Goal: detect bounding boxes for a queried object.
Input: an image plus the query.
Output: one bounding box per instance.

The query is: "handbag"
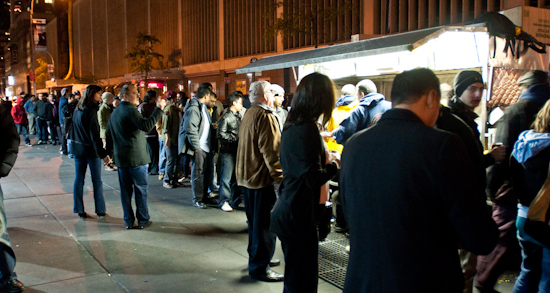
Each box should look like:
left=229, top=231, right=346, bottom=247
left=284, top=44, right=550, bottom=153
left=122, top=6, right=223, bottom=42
left=524, top=164, right=550, bottom=248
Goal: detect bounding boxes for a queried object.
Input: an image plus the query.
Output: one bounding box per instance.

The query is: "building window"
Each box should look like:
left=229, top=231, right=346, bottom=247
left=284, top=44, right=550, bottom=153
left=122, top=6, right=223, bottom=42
left=45, top=0, right=52, bottom=3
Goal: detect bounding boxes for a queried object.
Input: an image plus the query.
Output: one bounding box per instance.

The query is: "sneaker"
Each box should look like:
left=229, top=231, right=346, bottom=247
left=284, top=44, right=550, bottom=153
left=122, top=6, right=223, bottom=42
left=37, top=140, right=43, bottom=145
left=178, top=177, right=190, bottom=183
left=104, top=165, right=116, bottom=171
left=78, top=212, right=87, bottom=219
left=0, top=279, right=24, bottom=292
left=158, top=173, right=164, bottom=181
left=25, top=143, right=32, bottom=147
left=163, top=182, right=175, bottom=189
left=221, top=202, right=233, bottom=212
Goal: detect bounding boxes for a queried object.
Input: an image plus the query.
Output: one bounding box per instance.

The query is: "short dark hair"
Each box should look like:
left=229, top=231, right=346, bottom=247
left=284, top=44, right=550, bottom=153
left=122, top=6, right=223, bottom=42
left=391, top=68, right=440, bottom=105
left=200, top=82, right=213, bottom=90
left=144, top=90, right=157, bottom=103
left=196, top=86, right=212, bottom=100
left=285, top=72, right=335, bottom=128
left=120, top=85, right=132, bottom=97
left=227, top=91, right=243, bottom=107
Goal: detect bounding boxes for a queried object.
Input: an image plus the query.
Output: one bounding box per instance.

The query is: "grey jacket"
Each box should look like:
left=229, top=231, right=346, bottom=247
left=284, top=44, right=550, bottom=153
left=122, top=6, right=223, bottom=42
left=179, top=98, right=210, bottom=155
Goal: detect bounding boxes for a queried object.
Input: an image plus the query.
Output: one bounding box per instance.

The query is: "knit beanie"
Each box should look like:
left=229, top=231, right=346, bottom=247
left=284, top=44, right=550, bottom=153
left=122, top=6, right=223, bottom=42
left=453, top=71, right=483, bottom=98
left=517, top=70, right=549, bottom=87
left=101, top=92, right=114, bottom=103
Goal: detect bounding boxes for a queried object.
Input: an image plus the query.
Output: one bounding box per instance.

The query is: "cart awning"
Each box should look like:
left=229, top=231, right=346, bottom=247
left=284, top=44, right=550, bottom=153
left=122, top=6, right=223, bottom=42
left=236, top=25, right=486, bottom=74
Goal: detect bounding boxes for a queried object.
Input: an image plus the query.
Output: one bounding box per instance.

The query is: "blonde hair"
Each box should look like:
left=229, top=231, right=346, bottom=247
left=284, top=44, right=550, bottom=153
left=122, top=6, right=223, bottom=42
left=532, top=99, right=550, bottom=133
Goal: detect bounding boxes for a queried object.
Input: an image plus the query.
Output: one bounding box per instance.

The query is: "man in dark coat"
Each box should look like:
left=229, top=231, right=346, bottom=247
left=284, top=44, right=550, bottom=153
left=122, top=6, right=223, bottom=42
left=105, top=84, right=162, bottom=229
left=340, top=68, right=498, bottom=292
left=0, top=105, right=25, bottom=292
left=477, top=70, right=550, bottom=291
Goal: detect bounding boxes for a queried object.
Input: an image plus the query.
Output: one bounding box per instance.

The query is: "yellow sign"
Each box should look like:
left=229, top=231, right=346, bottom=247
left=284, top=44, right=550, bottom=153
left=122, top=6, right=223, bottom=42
left=236, top=80, right=247, bottom=94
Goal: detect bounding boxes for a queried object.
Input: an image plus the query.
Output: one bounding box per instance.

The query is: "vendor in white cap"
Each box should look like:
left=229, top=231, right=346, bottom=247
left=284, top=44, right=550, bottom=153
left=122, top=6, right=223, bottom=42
left=271, top=84, right=287, bottom=125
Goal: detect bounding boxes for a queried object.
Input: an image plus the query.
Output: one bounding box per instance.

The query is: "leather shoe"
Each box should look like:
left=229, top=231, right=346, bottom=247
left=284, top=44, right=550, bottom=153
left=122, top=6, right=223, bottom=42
left=250, top=269, right=284, bottom=282
left=193, top=201, right=207, bottom=209
left=269, top=259, right=280, bottom=267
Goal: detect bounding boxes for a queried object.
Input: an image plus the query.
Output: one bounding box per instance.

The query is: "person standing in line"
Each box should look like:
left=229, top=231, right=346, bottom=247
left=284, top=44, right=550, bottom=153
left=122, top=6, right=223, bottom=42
left=138, top=90, right=160, bottom=176
left=271, top=84, right=288, bottom=127
left=70, top=85, right=110, bottom=219
left=98, top=92, right=115, bottom=171
left=162, top=91, right=181, bottom=188
left=236, top=81, right=284, bottom=282
left=24, top=95, right=36, bottom=135
left=47, top=94, right=59, bottom=145
left=0, top=102, right=25, bottom=293
left=477, top=70, right=550, bottom=292
left=58, top=88, right=69, bottom=155
left=510, top=99, right=550, bottom=293
left=34, top=93, right=51, bottom=144
left=216, top=91, right=243, bottom=211
left=271, top=72, right=339, bottom=292
left=340, top=68, right=498, bottom=292
left=105, top=84, right=163, bottom=229
left=10, top=97, right=31, bottom=147
left=180, top=86, right=217, bottom=208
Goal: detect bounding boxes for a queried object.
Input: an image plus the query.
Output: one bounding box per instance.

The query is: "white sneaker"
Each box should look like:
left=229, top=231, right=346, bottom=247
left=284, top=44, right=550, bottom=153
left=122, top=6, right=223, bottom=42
left=221, top=202, right=233, bottom=212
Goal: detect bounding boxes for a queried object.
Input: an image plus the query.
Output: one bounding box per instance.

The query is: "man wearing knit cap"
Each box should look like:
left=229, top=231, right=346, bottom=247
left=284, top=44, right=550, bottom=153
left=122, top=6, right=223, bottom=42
left=449, top=70, right=505, bottom=293
left=98, top=92, right=115, bottom=171
left=477, top=70, right=550, bottom=292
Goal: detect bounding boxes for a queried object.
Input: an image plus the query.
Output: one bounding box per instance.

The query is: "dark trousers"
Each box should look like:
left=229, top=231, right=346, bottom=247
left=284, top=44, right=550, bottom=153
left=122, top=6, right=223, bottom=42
left=146, top=136, right=159, bottom=174
left=191, top=149, right=213, bottom=202
left=279, top=231, right=318, bottom=293
left=15, top=123, right=30, bottom=145
left=37, top=117, right=49, bottom=141
left=164, top=144, right=179, bottom=184
left=47, top=121, right=58, bottom=141
left=243, top=186, right=277, bottom=276
left=59, top=124, right=67, bottom=153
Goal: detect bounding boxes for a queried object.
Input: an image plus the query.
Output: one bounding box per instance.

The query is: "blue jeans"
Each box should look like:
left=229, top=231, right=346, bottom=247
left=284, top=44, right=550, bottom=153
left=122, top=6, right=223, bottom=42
left=218, top=152, right=240, bottom=207
left=73, top=157, right=106, bottom=214
left=146, top=136, right=159, bottom=174
left=158, top=137, right=166, bottom=174
left=15, top=123, right=30, bottom=145
left=513, top=212, right=550, bottom=293
left=117, top=165, right=150, bottom=227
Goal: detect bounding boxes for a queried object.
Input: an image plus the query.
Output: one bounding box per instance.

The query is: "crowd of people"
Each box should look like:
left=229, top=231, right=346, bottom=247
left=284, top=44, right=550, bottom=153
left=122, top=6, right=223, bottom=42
left=2, top=67, right=550, bottom=292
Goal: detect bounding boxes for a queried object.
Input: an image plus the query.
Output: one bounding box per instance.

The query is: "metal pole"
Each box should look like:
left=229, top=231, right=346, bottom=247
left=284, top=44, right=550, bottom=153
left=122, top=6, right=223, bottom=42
left=30, top=0, right=36, bottom=95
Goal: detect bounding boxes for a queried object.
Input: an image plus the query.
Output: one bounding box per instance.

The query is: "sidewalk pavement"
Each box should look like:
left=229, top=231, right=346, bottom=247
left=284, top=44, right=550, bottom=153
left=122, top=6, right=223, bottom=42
left=1, top=139, right=341, bottom=292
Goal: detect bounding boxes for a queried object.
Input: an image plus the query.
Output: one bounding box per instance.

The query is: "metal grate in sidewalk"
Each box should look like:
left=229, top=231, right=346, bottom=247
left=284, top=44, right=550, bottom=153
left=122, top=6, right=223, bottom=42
left=318, top=232, right=349, bottom=289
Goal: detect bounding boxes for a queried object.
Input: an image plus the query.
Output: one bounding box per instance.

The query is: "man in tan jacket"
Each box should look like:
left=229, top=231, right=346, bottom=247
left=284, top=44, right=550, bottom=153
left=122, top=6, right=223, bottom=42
left=236, top=81, right=284, bottom=282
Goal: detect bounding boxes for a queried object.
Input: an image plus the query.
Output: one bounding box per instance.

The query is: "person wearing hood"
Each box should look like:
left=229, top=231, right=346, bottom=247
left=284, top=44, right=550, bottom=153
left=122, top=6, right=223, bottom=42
left=325, top=84, right=358, bottom=154
left=98, top=92, right=115, bottom=171
left=332, top=79, right=391, bottom=145
left=478, top=70, right=550, bottom=292
left=10, top=97, right=31, bottom=147
left=510, top=99, right=550, bottom=292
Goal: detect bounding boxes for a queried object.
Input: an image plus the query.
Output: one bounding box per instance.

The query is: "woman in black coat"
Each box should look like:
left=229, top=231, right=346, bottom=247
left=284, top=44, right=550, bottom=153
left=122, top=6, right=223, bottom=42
left=71, top=85, right=110, bottom=219
left=271, top=72, right=339, bottom=292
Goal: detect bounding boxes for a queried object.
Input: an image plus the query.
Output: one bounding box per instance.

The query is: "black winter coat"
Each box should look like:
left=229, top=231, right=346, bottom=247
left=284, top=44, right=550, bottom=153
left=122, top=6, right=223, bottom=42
left=271, top=120, right=337, bottom=238
left=71, top=104, right=107, bottom=159
left=340, top=109, right=498, bottom=292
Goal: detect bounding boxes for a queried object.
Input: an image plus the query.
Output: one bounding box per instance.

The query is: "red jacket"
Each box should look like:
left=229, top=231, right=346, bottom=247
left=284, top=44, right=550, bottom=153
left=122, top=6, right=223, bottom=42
left=10, top=97, right=28, bottom=125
